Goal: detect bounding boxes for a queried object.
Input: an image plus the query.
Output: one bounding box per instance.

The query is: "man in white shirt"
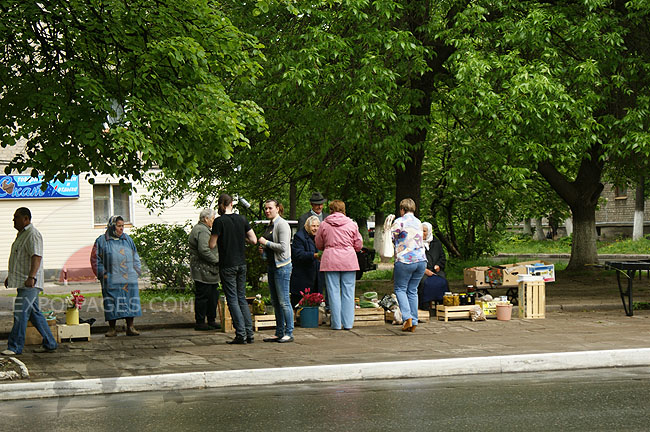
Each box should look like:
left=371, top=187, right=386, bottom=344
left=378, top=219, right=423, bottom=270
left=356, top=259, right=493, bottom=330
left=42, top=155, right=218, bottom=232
left=2, top=207, right=57, bottom=355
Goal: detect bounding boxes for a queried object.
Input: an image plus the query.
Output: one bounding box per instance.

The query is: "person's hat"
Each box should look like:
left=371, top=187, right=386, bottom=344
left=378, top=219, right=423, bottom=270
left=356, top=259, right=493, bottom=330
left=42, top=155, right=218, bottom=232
left=309, top=191, right=327, bottom=204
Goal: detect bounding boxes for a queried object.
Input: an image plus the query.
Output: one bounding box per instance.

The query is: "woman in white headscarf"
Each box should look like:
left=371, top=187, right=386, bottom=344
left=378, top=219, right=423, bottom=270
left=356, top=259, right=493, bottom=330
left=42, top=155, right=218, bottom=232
left=418, top=222, right=448, bottom=309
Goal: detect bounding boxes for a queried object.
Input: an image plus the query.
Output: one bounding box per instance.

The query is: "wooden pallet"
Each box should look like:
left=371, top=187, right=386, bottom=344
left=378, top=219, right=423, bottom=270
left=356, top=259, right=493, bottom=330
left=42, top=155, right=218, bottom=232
left=57, top=323, right=91, bottom=342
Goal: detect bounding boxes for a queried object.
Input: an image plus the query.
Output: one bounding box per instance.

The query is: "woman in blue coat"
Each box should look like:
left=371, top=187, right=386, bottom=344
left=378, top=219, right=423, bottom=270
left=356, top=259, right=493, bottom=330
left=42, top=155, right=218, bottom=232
left=91, top=215, right=143, bottom=337
left=290, top=216, right=323, bottom=308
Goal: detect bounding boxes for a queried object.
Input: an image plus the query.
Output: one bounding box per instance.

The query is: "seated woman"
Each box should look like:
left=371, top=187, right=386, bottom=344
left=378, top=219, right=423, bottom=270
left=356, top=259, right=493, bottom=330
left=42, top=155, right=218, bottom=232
left=419, top=222, right=449, bottom=309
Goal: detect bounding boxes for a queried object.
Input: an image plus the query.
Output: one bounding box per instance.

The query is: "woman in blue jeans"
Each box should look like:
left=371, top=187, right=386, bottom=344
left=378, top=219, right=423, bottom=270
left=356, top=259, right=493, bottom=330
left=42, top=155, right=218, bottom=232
left=390, top=198, right=427, bottom=333
left=258, top=199, right=294, bottom=343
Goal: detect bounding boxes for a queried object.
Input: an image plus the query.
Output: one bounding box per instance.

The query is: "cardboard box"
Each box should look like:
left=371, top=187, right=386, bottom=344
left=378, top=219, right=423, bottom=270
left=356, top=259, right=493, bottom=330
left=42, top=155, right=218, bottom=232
left=463, top=266, right=491, bottom=287
left=486, top=260, right=547, bottom=287
left=479, top=301, right=499, bottom=317
left=25, top=318, right=58, bottom=345
left=525, top=263, right=555, bottom=282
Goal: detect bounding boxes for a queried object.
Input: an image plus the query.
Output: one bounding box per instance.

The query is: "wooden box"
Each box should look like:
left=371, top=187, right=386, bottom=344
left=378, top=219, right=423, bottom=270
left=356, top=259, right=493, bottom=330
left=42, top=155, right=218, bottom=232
left=518, top=280, right=545, bottom=319
left=354, top=307, right=385, bottom=326
left=253, top=314, right=276, bottom=331
left=385, top=309, right=429, bottom=323
left=436, top=304, right=477, bottom=322
left=25, top=319, right=59, bottom=345
left=218, top=297, right=234, bottom=333
left=58, top=323, right=91, bottom=342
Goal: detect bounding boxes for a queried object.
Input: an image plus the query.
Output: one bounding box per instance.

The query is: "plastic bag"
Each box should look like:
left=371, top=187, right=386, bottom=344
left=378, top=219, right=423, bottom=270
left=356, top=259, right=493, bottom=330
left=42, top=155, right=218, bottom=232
left=380, top=214, right=395, bottom=258
left=470, top=306, right=486, bottom=322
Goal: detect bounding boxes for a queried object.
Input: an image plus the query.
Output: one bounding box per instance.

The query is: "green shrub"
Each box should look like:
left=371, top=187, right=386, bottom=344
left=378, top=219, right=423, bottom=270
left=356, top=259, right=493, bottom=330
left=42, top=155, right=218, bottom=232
left=131, top=223, right=193, bottom=289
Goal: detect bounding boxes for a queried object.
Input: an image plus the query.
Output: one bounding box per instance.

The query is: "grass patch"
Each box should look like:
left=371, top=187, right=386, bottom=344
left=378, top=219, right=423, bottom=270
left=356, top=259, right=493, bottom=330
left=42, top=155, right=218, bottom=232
left=599, top=236, right=650, bottom=254
left=361, top=268, right=393, bottom=280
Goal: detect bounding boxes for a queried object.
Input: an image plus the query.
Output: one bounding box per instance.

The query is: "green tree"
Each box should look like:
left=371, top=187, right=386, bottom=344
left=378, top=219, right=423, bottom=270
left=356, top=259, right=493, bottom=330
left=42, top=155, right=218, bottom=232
left=444, top=0, right=650, bottom=269
left=0, top=0, right=267, bottom=184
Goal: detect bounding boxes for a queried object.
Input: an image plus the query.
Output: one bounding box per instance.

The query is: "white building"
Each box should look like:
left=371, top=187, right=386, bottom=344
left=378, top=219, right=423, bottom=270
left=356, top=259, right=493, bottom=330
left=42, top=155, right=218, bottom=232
left=0, top=145, right=203, bottom=282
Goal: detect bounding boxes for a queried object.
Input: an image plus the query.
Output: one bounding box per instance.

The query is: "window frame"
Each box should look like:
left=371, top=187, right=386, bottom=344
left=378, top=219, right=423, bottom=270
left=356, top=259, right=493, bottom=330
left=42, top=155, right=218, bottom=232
left=92, top=183, right=134, bottom=227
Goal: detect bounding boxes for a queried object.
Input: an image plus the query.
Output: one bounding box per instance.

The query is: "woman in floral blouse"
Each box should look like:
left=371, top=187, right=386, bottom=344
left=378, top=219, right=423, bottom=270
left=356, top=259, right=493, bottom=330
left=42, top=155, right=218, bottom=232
left=390, top=198, right=427, bottom=333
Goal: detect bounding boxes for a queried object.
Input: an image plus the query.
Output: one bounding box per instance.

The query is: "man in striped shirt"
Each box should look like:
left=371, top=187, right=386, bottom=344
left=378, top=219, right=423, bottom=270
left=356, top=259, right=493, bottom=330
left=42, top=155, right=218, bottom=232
left=2, top=207, right=57, bottom=355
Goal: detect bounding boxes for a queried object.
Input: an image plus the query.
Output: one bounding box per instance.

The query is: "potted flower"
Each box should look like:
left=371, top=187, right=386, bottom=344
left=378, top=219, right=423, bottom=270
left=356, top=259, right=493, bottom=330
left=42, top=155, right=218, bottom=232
left=64, top=290, right=85, bottom=325
left=298, top=288, right=324, bottom=328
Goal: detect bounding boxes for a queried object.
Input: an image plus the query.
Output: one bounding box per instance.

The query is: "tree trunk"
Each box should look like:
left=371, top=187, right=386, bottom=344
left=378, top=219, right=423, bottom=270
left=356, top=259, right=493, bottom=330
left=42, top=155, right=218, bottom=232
left=537, top=146, right=604, bottom=270
left=395, top=146, right=425, bottom=217
left=533, top=218, right=546, bottom=241
left=523, top=218, right=533, bottom=235
left=633, top=177, right=645, bottom=240
left=356, top=218, right=369, bottom=243
left=289, top=180, right=297, bottom=220
left=570, top=204, right=599, bottom=267
left=374, top=212, right=392, bottom=263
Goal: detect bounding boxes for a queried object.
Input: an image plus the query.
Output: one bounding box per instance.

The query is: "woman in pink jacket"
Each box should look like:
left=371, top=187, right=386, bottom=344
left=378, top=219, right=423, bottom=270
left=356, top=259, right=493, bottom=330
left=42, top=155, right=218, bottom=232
left=315, top=200, right=363, bottom=330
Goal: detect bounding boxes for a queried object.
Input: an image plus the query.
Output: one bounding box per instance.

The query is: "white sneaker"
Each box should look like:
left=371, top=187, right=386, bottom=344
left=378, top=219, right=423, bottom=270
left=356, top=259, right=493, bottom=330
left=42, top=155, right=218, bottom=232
left=1, top=349, right=17, bottom=356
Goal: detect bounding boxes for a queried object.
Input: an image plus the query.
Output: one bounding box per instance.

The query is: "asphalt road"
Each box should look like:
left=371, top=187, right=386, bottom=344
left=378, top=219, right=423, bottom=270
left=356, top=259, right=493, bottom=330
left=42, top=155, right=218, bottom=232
left=5, top=367, right=650, bottom=431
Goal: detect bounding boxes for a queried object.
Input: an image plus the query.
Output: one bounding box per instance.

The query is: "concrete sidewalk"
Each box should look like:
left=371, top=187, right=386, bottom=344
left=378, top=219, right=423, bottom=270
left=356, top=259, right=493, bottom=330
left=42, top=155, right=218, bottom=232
left=2, top=274, right=650, bottom=400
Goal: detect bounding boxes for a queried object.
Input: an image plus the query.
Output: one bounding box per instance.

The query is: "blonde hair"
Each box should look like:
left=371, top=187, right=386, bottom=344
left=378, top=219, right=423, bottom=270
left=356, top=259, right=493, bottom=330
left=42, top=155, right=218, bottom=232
left=399, top=198, right=416, bottom=214
left=329, top=199, right=346, bottom=215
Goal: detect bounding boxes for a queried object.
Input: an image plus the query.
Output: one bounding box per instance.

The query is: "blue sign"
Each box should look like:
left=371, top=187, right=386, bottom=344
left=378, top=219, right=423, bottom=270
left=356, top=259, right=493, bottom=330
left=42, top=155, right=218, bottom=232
left=0, top=175, right=79, bottom=199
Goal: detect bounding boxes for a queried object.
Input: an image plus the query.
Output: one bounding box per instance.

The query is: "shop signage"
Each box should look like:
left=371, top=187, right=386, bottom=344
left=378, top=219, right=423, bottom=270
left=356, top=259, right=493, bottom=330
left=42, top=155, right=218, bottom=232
left=0, top=175, right=80, bottom=199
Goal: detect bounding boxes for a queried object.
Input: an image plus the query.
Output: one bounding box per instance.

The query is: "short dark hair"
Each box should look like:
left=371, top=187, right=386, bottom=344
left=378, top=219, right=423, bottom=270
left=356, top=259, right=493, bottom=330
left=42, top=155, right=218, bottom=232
left=15, top=207, right=31, bottom=220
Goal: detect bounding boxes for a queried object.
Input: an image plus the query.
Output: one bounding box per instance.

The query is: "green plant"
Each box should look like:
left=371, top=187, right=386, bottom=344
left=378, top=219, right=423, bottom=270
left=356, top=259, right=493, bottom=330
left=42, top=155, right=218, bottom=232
left=131, top=223, right=193, bottom=289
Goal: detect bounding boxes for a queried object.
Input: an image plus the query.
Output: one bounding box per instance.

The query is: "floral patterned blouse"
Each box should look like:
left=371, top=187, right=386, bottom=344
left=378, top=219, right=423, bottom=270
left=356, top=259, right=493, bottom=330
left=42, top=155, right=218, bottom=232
left=391, top=213, right=426, bottom=264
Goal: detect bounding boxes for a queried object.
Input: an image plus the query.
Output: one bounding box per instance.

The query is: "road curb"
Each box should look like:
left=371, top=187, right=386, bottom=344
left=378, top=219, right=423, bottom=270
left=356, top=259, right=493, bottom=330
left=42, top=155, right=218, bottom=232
left=2, top=348, right=650, bottom=401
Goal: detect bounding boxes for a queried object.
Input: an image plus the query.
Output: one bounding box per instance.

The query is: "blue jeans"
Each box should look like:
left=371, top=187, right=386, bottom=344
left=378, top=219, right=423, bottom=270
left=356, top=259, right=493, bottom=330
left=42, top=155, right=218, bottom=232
left=8, top=288, right=58, bottom=354
left=268, top=263, right=293, bottom=337
left=324, top=271, right=356, bottom=330
left=220, top=265, right=253, bottom=339
left=394, top=261, right=427, bottom=325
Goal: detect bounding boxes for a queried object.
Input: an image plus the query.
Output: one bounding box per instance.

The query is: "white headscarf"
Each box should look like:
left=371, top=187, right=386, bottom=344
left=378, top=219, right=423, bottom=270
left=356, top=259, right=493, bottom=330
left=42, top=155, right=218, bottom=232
left=422, top=222, right=433, bottom=250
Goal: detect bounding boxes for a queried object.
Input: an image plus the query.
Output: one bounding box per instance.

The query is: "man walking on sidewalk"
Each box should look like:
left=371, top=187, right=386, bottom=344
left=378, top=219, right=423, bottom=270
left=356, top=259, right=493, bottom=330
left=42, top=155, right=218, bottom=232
left=2, top=207, right=57, bottom=355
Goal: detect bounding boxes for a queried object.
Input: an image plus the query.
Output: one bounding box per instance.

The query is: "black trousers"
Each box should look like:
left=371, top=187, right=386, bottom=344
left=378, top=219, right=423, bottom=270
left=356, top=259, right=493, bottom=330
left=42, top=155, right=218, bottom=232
left=194, top=280, right=218, bottom=324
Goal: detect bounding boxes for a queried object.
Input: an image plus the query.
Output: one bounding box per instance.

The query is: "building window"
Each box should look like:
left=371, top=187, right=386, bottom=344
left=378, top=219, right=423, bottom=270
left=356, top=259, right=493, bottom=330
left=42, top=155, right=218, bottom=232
left=93, top=184, right=132, bottom=225
left=615, top=185, right=628, bottom=200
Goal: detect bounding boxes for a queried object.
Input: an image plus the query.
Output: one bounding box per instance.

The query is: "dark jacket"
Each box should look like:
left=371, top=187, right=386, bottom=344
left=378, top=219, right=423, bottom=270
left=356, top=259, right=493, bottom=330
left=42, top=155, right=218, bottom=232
left=425, top=236, right=447, bottom=279
left=297, top=210, right=329, bottom=231
left=290, top=227, right=323, bottom=295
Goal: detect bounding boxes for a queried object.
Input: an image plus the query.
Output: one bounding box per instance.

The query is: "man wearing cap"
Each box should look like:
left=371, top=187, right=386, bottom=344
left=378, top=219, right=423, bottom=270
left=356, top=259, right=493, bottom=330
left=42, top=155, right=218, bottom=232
left=298, top=192, right=329, bottom=229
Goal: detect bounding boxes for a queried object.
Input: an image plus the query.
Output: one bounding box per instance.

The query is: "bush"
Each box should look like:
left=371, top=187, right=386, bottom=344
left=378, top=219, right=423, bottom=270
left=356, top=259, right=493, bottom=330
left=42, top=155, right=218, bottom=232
left=131, top=223, right=193, bottom=289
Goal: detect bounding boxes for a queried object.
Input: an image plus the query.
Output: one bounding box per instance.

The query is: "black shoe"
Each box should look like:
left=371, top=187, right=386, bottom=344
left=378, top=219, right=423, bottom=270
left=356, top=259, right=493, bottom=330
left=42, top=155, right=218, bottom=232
left=195, top=323, right=213, bottom=331
left=207, top=322, right=221, bottom=330
left=226, top=337, right=247, bottom=345
left=246, top=336, right=254, bottom=344
left=263, top=336, right=280, bottom=342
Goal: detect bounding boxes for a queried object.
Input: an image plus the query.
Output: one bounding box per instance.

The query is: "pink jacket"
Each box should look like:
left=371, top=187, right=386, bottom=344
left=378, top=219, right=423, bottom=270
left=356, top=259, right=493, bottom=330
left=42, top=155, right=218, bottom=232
left=315, top=212, right=363, bottom=272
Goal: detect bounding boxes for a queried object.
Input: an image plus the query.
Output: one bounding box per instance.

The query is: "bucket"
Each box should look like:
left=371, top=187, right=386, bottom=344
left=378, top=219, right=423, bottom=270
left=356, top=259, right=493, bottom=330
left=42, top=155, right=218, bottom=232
left=65, top=307, right=79, bottom=325
left=496, top=304, right=512, bottom=321
left=300, top=307, right=319, bottom=328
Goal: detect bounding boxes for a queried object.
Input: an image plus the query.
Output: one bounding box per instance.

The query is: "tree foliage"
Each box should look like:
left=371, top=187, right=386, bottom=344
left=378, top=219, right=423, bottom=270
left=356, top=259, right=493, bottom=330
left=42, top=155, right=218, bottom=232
left=0, top=0, right=267, bottom=183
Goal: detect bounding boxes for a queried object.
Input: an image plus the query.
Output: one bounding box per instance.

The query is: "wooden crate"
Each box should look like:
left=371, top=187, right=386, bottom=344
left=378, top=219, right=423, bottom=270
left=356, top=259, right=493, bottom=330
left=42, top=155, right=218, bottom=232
left=25, top=319, right=59, bottom=345
left=58, top=323, right=91, bottom=342
left=436, top=304, right=477, bottom=322
left=217, top=297, right=234, bottom=333
left=354, top=307, right=385, bottom=326
left=385, top=309, right=429, bottom=323
left=518, top=280, right=545, bottom=319
left=253, top=314, right=276, bottom=331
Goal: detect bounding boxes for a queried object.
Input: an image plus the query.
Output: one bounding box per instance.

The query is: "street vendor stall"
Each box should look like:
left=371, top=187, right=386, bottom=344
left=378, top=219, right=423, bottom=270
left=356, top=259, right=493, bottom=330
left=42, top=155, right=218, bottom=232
left=604, top=260, right=650, bottom=317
